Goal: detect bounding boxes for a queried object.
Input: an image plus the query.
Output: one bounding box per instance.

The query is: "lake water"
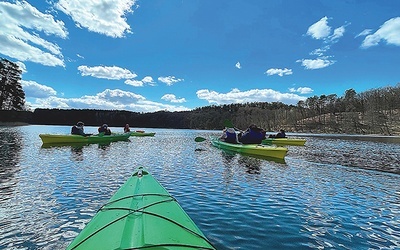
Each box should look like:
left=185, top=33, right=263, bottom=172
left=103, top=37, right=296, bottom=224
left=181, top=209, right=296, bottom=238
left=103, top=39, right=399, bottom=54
left=0, top=125, right=399, bottom=249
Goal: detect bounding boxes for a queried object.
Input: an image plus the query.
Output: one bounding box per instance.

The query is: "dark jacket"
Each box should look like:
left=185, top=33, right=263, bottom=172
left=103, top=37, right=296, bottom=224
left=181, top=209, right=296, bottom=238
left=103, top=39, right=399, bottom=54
left=240, top=128, right=265, bottom=144
left=98, top=126, right=111, bottom=135
left=71, top=125, right=85, bottom=136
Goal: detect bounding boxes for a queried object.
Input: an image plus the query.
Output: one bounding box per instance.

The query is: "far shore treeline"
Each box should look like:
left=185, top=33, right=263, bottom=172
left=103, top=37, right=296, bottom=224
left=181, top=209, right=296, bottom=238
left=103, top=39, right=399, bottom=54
left=1, top=83, right=400, bottom=136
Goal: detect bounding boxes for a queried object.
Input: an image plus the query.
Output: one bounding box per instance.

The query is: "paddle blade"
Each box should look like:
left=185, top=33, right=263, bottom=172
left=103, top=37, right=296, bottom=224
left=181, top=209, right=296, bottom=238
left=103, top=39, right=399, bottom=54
left=223, top=119, right=234, bottom=128
left=195, top=137, right=207, bottom=142
left=262, top=139, right=272, bottom=145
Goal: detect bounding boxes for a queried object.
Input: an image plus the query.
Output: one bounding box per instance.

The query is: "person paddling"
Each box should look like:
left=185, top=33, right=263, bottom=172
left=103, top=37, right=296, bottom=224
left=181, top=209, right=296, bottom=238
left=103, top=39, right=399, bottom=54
left=124, top=124, right=131, bottom=133
left=98, top=124, right=111, bottom=135
left=71, top=121, right=91, bottom=136
left=220, top=127, right=239, bottom=143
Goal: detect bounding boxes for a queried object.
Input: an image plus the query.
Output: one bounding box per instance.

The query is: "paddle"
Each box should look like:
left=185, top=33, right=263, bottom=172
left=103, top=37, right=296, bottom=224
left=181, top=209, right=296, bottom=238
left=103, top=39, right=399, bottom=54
left=195, top=136, right=207, bottom=142
left=261, top=138, right=273, bottom=145
left=223, top=119, right=234, bottom=128
left=195, top=120, right=239, bottom=143
left=224, top=119, right=242, bottom=132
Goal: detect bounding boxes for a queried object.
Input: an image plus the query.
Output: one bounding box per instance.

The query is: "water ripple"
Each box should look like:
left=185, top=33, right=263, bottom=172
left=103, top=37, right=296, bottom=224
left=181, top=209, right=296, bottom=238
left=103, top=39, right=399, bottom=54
left=0, top=126, right=399, bottom=249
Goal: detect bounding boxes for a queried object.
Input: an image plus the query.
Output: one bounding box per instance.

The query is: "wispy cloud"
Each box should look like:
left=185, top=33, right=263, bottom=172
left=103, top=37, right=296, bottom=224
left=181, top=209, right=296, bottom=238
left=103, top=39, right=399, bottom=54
left=161, top=94, right=186, bottom=103
left=55, top=0, right=137, bottom=38
left=289, top=87, right=313, bottom=94
left=299, top=16, right=347, bottom=70
left=15, top=61, right=27, bottom=74
left=265, top=68, right=293, bottom=77
left=296, top=58, right=335, bottom=70
left=0, top=1, right=67, bottom=67
left=235, top=62, right=241, bottom=69
left=78, top=65, right=137, bottom=80
left=158, top=76, right=184, bottom=86
left=196, top=88, right=306, bottom=105
left=125, top=76, right=155, bottom=87
left=356, top=29, right=372, bottom=38
left=360, top=17, right=400, bottom=48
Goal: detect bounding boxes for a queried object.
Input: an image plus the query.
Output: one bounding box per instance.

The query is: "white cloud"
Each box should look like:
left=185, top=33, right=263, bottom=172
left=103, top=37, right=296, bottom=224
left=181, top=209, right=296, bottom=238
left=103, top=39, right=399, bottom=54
left=328, top=26, right=346, bottom=43
left=158, top=76, right=184, bottom=86
left=296, top=58, right=335, bottom=70
left=125, top=79, right=144, bottom=87
left=301, top=17, right=347, bottom=70
left=265, top=68, right=293, bottom=77
left=196, top=88, right=306, bottom=105
left=28, top=89, right=190, bottom=112
left=235, top=62, right=241, bottom=69
left=361, top=17, right=400, bottom=48
left=0, top=1, right=67, bottom=67
left=78, top=65, right=137, bottom=80
left=15, top=61, right=27, bottom=74
left=55, top=0, right=137, bottom=38
left=161, top=94, right=186, bottom=103
left=125, top=76, right=155, bottom=87
left=21, top=80, right=57, bottom=98
left=289, top=87, right=313, bottom=94
left=307, top=16, right=331, bottom=40
left=356, top=29, right=372, bottom=38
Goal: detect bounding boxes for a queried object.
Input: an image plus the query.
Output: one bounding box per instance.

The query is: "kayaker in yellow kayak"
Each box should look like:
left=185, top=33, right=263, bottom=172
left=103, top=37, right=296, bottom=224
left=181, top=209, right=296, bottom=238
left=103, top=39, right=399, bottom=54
left=71, top=121, right=89, bottom=136
left=268, top=129, right=286, bottom=138
left=220, top=127, right=239, bottom=143
left=238, top=124, right=266, bottom=144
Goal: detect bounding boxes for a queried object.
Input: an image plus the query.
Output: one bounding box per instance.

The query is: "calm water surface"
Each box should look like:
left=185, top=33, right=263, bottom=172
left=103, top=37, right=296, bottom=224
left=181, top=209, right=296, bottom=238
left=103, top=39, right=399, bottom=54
left=0, top=125, right=399, bottom=249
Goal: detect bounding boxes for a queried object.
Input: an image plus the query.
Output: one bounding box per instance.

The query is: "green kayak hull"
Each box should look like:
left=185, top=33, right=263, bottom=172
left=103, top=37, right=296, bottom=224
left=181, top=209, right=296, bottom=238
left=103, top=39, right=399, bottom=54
left=66, top=167, right=216, bottom=250
left=39, top=133, right=130, bottom=144
left=211, top=138, right=288, bottom=159
left=130, top=131, right=156, bottom=137
left=262, top=138, right=306, bottom=146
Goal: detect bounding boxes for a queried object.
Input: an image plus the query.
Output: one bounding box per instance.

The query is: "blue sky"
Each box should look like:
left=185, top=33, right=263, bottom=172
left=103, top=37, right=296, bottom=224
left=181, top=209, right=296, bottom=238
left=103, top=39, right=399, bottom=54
left=1, top=0, right=399, bottom=112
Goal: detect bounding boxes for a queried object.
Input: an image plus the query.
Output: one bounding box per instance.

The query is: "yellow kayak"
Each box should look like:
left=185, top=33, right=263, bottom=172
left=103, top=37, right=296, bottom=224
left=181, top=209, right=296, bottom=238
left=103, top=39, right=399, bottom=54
left=130, top=131, right=156, bottom=137
left=262, top=138, right=306, bottom=146
left=39, top=133, right=130, bottom=144
left=211, top=138, right=288, bottom=159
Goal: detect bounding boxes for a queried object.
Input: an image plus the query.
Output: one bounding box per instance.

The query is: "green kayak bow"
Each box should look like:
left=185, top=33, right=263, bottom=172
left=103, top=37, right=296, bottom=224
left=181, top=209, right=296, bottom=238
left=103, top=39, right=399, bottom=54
left=66, top=167, right=216, bottom=250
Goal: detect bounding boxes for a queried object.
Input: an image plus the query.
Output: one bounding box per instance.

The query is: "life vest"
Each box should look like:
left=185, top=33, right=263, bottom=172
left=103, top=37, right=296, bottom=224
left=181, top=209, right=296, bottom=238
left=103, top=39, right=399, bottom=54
left=240, top=129, right=264, bottom=144
left=224, top=128, right=237, bottom=143
left=71, top=125, right=83, bottom=135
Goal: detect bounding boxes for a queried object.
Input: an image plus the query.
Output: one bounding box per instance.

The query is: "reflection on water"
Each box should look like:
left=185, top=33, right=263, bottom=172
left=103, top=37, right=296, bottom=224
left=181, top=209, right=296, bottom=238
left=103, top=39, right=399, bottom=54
left=290, top=137, right=400, bottom=174
left=0, top=126, right=399, bottom=249
left=0, top=127, right=22, bottom=203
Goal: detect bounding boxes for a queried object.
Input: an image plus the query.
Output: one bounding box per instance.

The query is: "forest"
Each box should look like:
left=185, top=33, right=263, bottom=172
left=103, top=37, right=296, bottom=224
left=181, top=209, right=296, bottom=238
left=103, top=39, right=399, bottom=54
left=1, top=83, right=400, bottom=136
left=1, top=57, right=400, bottom=135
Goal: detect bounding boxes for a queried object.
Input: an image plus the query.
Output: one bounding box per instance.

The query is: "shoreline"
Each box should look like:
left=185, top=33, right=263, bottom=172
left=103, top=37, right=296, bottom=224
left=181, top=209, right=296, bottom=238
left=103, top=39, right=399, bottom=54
left=0, top=122, right=30, bottom=126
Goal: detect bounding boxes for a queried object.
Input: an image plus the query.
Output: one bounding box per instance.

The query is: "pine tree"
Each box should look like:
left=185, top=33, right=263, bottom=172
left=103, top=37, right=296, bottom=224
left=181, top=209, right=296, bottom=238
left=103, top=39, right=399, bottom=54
left=0, top=58, right=25, bottom=110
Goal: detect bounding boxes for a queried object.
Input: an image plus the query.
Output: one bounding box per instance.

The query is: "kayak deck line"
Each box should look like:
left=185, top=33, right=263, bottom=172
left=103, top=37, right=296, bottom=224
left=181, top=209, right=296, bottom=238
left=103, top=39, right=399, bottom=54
left=99, top=193, right=176, bottom=210
left=72, top=209, right=215, bottom=250
left=70, top=168, right=215, bottom=250
left=70, top=198, right=215, bottom=250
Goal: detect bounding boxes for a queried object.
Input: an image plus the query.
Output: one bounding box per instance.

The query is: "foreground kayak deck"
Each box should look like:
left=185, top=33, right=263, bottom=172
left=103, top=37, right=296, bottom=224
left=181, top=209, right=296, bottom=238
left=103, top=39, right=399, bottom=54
left=66, top=167, right=216, bottom=250
left=39, top=133, right=130, bottom=144
left=211, top=138, right=288, bottom=159
left=262, top=138, right=306, bottom=146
